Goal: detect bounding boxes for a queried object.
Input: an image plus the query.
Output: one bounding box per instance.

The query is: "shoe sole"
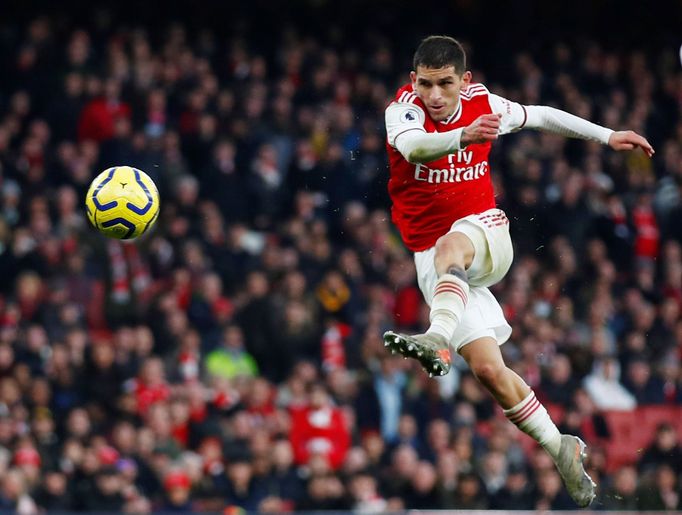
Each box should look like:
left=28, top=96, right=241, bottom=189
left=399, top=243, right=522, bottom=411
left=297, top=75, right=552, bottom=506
left=382, top=330, right=451, bottom=377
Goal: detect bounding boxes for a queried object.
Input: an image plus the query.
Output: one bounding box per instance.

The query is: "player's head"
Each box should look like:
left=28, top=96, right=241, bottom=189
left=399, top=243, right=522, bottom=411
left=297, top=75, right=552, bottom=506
left=411, top=35, right=471, bottom=121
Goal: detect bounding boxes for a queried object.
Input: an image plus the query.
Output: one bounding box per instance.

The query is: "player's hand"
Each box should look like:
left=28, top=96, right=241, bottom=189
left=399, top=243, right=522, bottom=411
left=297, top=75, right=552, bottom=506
left=461, top=114, right=502, bottom=146
left=608, top=130, right=655, bottom=157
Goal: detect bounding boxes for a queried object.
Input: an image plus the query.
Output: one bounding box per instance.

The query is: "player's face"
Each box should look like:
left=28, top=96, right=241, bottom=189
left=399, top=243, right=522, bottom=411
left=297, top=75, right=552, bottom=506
left=411, top=65, right=471, bottom=121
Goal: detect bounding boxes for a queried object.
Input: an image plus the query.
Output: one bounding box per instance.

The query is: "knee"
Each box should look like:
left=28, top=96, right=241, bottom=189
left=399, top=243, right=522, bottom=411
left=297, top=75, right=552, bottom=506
left=472, top=361, right=505, bottom=389
left=435, top=234, right=466, bottom=264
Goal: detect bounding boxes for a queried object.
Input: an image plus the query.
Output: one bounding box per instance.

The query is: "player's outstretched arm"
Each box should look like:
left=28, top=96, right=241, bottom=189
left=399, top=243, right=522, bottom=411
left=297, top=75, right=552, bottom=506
left=523, top=105, right=655, bottom=157
left=608, top=130, right=655, bottom=157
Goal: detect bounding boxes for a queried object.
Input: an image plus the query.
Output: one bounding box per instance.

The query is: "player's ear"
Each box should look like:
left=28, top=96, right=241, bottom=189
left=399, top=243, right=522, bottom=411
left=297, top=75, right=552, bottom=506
left=461, top=71, right=472, bottom=87
left=410, top=71, right=417, bottom=87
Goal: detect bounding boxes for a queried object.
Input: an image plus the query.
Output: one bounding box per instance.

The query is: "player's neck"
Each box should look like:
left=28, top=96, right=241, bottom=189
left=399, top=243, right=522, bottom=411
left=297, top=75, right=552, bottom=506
left=439, top=98, right=461, bottom=124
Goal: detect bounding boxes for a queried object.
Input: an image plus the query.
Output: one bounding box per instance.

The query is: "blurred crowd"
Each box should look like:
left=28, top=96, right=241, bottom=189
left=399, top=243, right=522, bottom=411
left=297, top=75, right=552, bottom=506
left=1, top=2, right=682, bottom=513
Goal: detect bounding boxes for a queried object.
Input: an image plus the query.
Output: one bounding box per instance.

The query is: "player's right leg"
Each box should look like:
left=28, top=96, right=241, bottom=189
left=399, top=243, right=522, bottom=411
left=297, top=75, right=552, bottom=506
left=459, top=337, right=597, bottom=507
left=384, top=208, right=512, bottom=376
left=383, top=231, right=473, bottom=376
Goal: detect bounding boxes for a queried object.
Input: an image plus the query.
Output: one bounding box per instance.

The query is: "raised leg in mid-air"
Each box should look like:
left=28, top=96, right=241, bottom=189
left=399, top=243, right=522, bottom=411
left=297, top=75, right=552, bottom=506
left=384, top=230, right=472, bottom=376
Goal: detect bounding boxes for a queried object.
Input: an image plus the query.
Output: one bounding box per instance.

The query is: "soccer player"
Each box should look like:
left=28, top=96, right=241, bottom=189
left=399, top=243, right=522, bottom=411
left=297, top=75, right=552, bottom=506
left=383, top=35, right=654, bottom=507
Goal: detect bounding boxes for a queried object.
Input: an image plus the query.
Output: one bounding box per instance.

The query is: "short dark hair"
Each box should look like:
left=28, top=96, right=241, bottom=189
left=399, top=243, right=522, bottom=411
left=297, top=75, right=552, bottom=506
left=413, top=35, right=466, bottom=75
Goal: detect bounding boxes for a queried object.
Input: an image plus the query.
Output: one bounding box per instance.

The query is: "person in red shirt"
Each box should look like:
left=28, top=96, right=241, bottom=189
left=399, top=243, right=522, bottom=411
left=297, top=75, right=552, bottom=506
left=383, top=36, right=655, bottom=508
left=126, top=357, right=171, bottom=416
left=289, top=383, right=350, bottom=471
left=77, top=78, right=131, bottom=143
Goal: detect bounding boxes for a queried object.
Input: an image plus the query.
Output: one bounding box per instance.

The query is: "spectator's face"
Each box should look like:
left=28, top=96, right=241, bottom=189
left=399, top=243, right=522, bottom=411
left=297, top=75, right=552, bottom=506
left=614, top=466, right=637, bottom=496
left=227, top=462, right=252, bottom=488
left=1, top=471, right=24, bottom=501
left=550, top=354, right=572, bottom=383
left=457, top=475, right=480, bottom=500
left=398, top=415, right=417, bottom=439
left=79, top=447, right=99, bottom=474
left=362, top=433, right=384, bottom=463
left=0, top=343, right=13, bottom=371
left=199, top=439, right=222, bottom=463
left=231, top=412, right=252, bottom=439
left=0, top=417, right=13, bottom=443
left=342, top=447, right=368, bottom=475
left=111, top=424, right=137, bottom=453
left=412, top=461, right=436, bottom=494
left=67, top=408, right=91, bottom=438
left=392, top=446, right=417, bottom=477
left=169, top=400, right=190, bottom=424
left=506, top=471, right=528, bottom=492
left=482, top=451, right=507, bottom=477
left=26, top=325, right=48, bottom=351
left=92, top=344, right=114, bottom=369
left=168, top=485, right=190, bottom=505
left=148, top=404, right=171, bottom=437
left=453, top=436, right=473, bottom=463
left=537, top=469, right=561, bottom=498
left=61, top=439, right=84, bottom=466
left=530, top=446, right=555, bottom=472
left=307, top=476, right=327, bottom=500
left=33, top=414, right=54, bottom=438
left=224, top=326, right=244, bottom=349
left=411, top=65, right=470, bottom=121
left=350, top=475, right=377, bottom=501
left=309, top=386, right=329, bottom=408
left=44, top=471, right=67, bottom=495
left=436, top=451, right=459, bottom=481
left=250, top=429, right=271, bottom=456
left=655, top=427, right=677, bottom=450
left=136, top=428, right=156, bottom=457
left=249, top=379, right=271, bottom=407
left=627, top=361, right=650, bottom=386
left=247, top=273, right=268, bottom=297
left=141, top=359, right=165, bottom=385
left=104, top=79, right=121, bottom=100
left=427, top=420, right=450, bottom=451
left=96, top=472, right=121, bottom=495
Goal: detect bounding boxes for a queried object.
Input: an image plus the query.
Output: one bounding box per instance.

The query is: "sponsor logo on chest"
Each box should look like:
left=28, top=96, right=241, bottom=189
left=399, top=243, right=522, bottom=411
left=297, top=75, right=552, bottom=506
left=414, top=150, right=488, bottom=184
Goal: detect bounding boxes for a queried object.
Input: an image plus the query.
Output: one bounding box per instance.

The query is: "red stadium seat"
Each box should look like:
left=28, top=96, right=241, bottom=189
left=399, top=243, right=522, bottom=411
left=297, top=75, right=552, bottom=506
left=602, top=406, right=682, bottom=471
left=602, top=410, right=641, bottom=471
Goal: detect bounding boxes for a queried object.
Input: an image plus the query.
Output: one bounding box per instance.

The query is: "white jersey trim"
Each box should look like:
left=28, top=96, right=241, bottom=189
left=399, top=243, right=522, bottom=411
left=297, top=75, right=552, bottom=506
left=385, top=101, right=427, bottom=148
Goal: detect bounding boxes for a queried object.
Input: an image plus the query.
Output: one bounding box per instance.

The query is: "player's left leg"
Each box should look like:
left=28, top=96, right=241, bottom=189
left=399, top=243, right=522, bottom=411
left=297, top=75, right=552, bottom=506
left=459, top=337, right=597, bottom=507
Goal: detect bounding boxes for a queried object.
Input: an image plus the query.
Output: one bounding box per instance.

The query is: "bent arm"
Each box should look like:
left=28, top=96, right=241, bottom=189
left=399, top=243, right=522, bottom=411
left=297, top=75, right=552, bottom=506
left=385, top=102, right=464, bottom=164
left=524, top=105, right=613, bottom=144
left=394, top=128, right=464, bottom=164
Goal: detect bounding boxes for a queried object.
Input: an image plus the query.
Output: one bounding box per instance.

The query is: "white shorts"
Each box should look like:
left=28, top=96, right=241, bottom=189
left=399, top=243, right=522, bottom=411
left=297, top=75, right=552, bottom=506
left=414, top=208, right=513, bottom=352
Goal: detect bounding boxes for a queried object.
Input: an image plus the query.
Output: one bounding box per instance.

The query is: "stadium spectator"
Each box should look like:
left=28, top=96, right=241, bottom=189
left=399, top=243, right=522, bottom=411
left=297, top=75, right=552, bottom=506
left=0, top=2, right=680, bottom=511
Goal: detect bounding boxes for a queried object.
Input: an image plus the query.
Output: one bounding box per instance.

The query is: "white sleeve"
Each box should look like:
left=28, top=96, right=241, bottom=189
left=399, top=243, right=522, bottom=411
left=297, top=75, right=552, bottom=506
left=385, top=102, right=427, bottom=148
left=487, top=93, right=527, bottom=135
left=385, top=102, right=464, bottom=163
left=524, top=105, right=614, bottom=144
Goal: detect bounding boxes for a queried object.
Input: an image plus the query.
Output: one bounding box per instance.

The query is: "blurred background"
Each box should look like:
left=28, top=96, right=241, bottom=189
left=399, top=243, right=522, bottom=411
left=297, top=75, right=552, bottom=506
left=0, top=0, right=681, bottom=512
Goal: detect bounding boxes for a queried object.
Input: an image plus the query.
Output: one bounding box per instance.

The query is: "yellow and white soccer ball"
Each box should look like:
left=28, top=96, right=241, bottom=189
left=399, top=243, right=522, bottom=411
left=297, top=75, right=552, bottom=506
left=85, top=166, right=160, bottom=240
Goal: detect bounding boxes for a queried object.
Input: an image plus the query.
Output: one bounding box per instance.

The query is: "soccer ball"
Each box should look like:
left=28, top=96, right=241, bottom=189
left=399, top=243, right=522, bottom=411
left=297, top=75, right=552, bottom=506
left=85, top=166, right=160, bottom=240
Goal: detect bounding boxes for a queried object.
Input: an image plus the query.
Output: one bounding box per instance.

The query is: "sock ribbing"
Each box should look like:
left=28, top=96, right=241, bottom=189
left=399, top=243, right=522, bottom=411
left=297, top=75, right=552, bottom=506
left=426, top=273, right=469, bottom=342
left=504, top=391, right=562, bottom=457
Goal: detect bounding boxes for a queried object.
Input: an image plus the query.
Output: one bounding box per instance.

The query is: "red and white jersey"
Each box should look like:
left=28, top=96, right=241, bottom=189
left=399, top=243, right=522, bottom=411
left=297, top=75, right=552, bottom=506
left=385, top=82, right=526, bottom=252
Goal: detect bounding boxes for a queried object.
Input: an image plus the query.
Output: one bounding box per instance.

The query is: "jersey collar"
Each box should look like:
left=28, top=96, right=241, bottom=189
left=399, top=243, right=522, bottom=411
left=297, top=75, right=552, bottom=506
left=440, top=98, right=462, bottom=125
